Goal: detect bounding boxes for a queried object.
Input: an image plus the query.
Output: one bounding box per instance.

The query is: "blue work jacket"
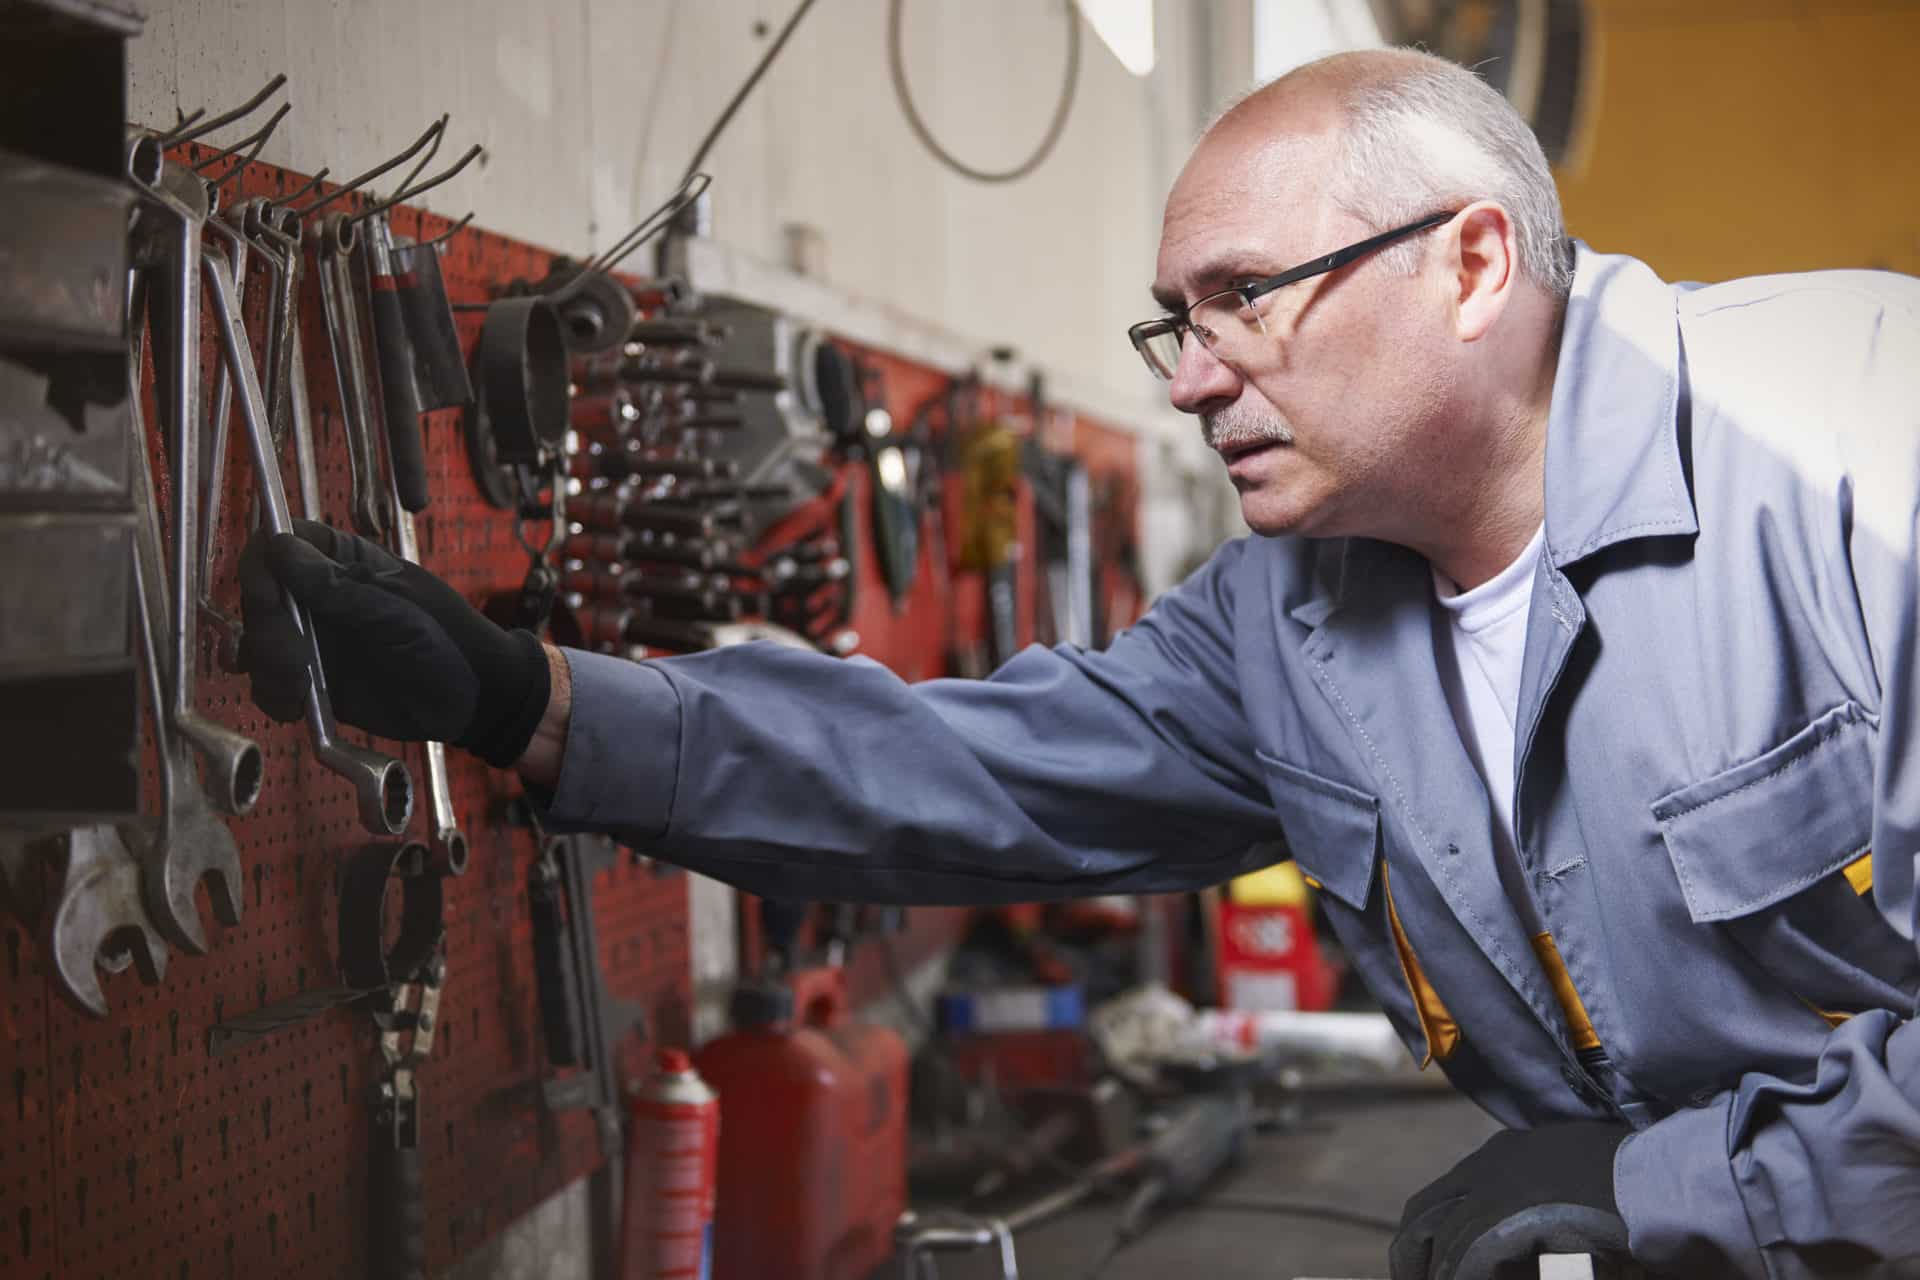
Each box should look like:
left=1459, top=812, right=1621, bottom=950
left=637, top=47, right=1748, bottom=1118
left=546, top=248, right=1920, bottom=1277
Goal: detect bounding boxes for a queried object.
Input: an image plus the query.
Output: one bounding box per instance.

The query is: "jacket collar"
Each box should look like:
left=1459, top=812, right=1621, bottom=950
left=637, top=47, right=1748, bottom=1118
left=1284, top=245, right=1697, bottom=631
left=1539, top=246, right=1698, bottom=569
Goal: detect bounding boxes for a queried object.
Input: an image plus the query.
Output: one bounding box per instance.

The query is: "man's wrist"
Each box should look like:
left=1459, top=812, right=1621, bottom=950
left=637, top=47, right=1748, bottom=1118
left=514, top=643, right=573, bottom=788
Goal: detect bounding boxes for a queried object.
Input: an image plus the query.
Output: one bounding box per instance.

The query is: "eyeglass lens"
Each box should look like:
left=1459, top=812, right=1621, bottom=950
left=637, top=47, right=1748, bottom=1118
left=1139, top=293, right=1266, bottom=380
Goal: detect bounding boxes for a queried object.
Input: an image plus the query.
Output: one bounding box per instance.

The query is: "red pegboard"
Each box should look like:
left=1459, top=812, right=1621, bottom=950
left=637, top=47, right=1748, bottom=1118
left=1, top=148, right=1144, bottom=1280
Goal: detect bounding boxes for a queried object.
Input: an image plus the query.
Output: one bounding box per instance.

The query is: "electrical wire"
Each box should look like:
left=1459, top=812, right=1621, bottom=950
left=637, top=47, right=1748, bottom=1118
left=887, top=0, right=1081, bottom=184
left=681, top=0, right=823, bottom=184
left=1191, top=1195, right=1401, bottom=1233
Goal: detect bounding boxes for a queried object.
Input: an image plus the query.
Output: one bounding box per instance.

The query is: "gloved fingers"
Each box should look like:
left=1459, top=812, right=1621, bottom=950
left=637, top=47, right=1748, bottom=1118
left=264, top=532, right=413, bottom=629
left=1441, top=1204, right=1631, bottom=1280
left=288, top=517, right=407, bottom=576
left=236, top=531, right=311, bottom=722
left=1389, top=1195, right=1461, bottom=1280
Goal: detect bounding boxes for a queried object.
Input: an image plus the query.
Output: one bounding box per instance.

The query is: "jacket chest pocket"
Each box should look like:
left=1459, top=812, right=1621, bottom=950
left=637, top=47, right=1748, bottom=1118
left=1258, top=751, right=1459, bottom=1065
left=1650, top=701, right=1918, bottom=1023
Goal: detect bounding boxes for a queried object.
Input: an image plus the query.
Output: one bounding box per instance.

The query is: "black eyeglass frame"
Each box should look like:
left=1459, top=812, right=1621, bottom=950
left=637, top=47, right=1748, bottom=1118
left=1128, top=208, right=1461, bottom=373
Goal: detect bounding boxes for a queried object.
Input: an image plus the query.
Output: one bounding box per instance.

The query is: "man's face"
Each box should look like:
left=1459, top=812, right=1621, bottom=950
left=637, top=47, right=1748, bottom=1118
left=1152, top=129, right=1450, bottom=539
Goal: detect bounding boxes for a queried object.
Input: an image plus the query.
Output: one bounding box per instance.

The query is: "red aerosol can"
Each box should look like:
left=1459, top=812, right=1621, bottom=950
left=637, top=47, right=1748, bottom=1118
left=622, top=1048, right=720, bottom=1280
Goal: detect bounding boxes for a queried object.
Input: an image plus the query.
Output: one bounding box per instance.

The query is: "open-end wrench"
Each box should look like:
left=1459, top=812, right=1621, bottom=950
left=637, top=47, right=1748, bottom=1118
left=201, top=242, right=415, bottom=838
left=45, top=822, right=173, bottom=1018
left=132, top=148, right=264, bottom=819
left=313, top=213, right=387, bottom=538
left=45, top=520, right=174, bottom=1015
left=122, top=286, right=247, bottom=955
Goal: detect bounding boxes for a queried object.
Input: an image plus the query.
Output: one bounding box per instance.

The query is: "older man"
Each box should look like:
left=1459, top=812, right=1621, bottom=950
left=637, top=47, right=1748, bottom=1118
left=242, top=48, right=1920, bottom=1280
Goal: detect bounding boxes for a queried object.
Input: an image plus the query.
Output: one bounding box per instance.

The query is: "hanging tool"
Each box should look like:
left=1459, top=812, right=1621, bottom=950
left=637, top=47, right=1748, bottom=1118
left=206, top=838, right=446, bottom=1056
left=313, top=212, right=389, bottom=537
left=364, top=213, right=434, bottom=513
left=367, top=940, right=446, bottom=1280
left=526, top=821, right=648, bottom=1280
left=389, top=234, right=472, bottom=412
left=130, top=149, right=265, bottom=819
left=200, top=226, right=415, bottom=837
left=120, top=143, right=250, bottom=955
left=358, top=222, right=469, bottom=876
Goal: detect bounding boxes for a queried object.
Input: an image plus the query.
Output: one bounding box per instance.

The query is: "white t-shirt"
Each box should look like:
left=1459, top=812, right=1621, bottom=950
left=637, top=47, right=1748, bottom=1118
left=1430, top=524, right=1547, bottom=932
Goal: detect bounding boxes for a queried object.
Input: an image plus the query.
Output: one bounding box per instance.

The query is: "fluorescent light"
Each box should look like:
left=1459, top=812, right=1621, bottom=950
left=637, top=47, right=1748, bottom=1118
left=1078, top=0, right=1156, bottom=77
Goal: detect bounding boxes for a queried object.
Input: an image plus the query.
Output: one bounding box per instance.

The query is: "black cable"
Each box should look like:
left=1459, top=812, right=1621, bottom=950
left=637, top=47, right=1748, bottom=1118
left=682, top=0, right=823, bottom=184
left=887, top=0, right=1081, bottom=184
left=1191, top=1195, right=1401, bottom=1233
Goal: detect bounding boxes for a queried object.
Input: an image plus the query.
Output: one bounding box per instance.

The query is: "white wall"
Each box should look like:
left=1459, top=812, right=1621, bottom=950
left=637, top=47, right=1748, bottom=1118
left=127, top=0, right=1249, bottom=441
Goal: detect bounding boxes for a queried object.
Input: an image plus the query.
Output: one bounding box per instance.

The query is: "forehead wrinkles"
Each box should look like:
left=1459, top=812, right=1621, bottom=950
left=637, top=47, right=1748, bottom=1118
left=1159, top=132, right=1335, bottom=290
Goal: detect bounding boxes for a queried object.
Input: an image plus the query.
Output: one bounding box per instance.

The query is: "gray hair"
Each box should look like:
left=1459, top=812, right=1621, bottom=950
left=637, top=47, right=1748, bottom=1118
left=1234, top=51, right=1575, bottom=300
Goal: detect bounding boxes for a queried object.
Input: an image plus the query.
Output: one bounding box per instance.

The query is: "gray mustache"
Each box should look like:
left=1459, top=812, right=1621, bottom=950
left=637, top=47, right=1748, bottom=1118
left=1202, top=408, right=1294, bottom=452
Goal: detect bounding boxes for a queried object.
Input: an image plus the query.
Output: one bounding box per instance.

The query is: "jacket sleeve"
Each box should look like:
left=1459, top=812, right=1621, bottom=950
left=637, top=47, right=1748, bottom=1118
left=1616, top=282, right=1920, bottom=1278
left=541, top=536, right=1286, bottom=904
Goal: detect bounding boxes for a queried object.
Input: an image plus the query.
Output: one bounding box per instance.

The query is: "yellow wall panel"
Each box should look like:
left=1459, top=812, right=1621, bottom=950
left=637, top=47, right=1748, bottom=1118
left=1557, top=1, right=1920, bottom=280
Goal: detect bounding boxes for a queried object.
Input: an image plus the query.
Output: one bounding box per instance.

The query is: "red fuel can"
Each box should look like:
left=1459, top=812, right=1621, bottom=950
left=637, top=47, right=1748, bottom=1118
left=622, top=1048, right=721, bottom=1280
left=694, top=966, right=908, bottom=1280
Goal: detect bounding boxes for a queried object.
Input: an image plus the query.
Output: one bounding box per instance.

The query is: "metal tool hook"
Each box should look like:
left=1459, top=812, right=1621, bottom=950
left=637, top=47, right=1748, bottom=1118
left=393, top=112, right=450, bottom=197
left=564, top=170, right=712, bottom=290
left=270, top=167, right=331, bottom=209
left=192, top=100, right=290, bottom=186
left=295, top=116, right=447, bottom=218
left=417, top=211, right=474, bottom=249
left=348, top=142, right=484, bottom=226
left=164, top=72, right=289, bottom=146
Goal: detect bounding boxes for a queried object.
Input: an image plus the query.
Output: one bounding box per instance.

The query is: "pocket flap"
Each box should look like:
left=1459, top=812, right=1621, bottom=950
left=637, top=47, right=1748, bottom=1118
left=1650, top=702, right=1875, bottom=923
left=1256, top=750, right=1380, bottom=909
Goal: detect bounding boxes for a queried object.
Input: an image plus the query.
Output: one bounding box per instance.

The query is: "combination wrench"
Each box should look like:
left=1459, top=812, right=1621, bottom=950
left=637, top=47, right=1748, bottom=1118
left=237, top=200, right=325, bottom=520
left=362, top=217, right=468, bottom=876
left=133, top=149, right=265, bottom=819
left=313, top=213, right=388, bottom=538
left=123, top=281, right=248, bottom=954
left=200, top=239, right=415, bottom=837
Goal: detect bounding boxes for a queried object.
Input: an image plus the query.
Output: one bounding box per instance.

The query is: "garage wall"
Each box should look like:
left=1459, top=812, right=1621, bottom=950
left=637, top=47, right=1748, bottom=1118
left=126, top=0, right=1252, bottom=436
left=1557, top=0, right=1920, bottom=280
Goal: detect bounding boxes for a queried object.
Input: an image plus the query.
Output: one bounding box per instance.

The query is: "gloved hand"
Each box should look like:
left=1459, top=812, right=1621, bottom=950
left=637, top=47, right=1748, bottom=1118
left=237, top=519, right=551, bottom=768
left=1390, top=1121, right=1632, bottom=1280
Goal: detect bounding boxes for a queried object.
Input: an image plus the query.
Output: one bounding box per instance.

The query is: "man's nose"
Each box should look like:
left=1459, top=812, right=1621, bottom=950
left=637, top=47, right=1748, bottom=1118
left=1167, top=335, right=1242, bottom=416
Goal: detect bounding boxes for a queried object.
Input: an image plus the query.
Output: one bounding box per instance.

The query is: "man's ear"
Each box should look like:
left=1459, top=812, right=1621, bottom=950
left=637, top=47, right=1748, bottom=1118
left=1449, top=202, right=1518, bottom=343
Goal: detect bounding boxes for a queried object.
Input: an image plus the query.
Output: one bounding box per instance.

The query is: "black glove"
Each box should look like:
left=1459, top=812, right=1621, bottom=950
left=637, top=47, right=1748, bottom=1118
left=238, top=519, right=550, bottom=768
left=1390, top=1121, right=1632, bottom=1280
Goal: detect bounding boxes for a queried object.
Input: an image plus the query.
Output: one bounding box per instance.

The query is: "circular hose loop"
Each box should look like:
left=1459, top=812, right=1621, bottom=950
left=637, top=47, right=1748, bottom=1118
left=888, top=0, right=1083, bottom=184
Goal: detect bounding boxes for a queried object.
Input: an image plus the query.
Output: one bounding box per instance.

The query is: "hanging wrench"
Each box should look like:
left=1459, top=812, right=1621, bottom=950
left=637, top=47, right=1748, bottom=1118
left=313, top=213, right=387, bottom=538
left=387, top=490, right=468, bottom=877
left=45, top=520, right=174, bottom=1016
left=45, top=823, right=173, bottom=1018
left=121, top=256, right=247, bottom=954
left=201, top=240, right=415, bottom=838
left=197, top=193, right=247, bottom=587
left=356, top=218, right=469, bottom=876
left=130, top=146, right=264, bottom=819
left=241, top=201, right=324, bottom=520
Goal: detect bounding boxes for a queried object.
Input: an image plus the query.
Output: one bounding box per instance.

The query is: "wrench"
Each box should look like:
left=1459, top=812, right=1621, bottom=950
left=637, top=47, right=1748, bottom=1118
left=240, top=201, right=324, bottom=520
left=132, top=148, right=264, bottom=819
left=123, top=284, right=247, bottom=955
left=388, top=500, right=469, bottom=876
left=44, top=508, right=174, bottom=1013
left=198, top=194, right=248, bottom=588
left=313, top=213, right=387, bottom=538
left=201, top=242, right=415, bottom=838
left=44, top=823, right=173, bottom=1019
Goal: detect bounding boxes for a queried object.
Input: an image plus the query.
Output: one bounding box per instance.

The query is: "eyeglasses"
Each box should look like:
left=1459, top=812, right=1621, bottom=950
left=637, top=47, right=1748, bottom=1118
left=1128, top=209, right=1460, bottom=381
